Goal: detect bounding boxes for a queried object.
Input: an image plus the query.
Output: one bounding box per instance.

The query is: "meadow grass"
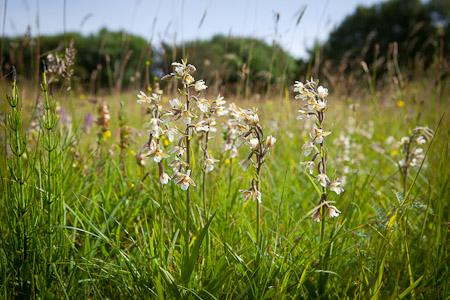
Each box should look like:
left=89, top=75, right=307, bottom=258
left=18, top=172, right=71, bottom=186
left=0, top=73, right=449, bottom=299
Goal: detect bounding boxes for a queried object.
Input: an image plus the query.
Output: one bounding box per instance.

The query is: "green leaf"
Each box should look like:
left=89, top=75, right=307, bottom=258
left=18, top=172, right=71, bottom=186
left=182, top=213, right=216, bottom=283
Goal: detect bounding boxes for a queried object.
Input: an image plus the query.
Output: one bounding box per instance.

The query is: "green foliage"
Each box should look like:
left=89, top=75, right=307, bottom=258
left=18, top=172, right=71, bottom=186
left=322, top=0, right=449, bottom=70
left=0, top=74, right=448, bottom=298
left=163, top=35, right=299, bottom=94
left=1, top=28, right=152, bottom=91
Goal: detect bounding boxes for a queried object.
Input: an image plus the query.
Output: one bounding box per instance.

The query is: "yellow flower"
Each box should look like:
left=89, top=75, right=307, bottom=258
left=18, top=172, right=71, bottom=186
left=102, top=130, right=112, bottom=140
left=224, top=158, right=231, bottom=165
left=129, top=149, right=136, bottom=156
left=390, top=149, right=399, bottom=156
left=396, top=100, right=405, bottom=108
left=79, top=93, right=86, bottom=100
left=162, top=136, right=170, bottom=147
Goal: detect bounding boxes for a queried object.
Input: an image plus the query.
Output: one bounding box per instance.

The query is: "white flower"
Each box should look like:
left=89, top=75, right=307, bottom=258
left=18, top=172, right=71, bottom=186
left=174, top=170, right=196, bottom=190
left=136, top=153, right=146, bottom=166
left=169, top=98, right=182, bottom=110
left=265, top=136, right=276, bottom=148
left=327, top=205, right=341, bottom=218
left=197, top=98, right=210, bottom=113
left=194, top=80, right=207, bottom=91
left=170, top=146, right=185, bottom=157
left=416, top=136, right=426, bottom=145
left=414, top=148, right=423, bottom=156
left=137, top=91, right=151, bottom=104
left=303, top=161, right=315, bottom=175
left=317, top=86, right=328, bottom=98
left=241, top=186, right=261, bottom=203
left=315, top=99, right=327, bottom=111
left=166, top=128, right=178, bottom=142
left=312, top=127, right=331, bottom=144
left=317, top=173, right=329, bottom=188
left=302, top=142, right=316, bottom=156
left=330, top=179, right=344, bottom=195
left=184, top=74, right=194, bottom=85
left=249, top=138, right=259, bottom=150
left=312, top=208, right=321, bottom=222
left=293, top=81, right=304, bottom=93
left=400, top=137, right=410, bottom=145
left=205, top=157, right=218, bottom=173
left=296, top=109, right=310, bottom=120
left=195, top=120, right=210, bottom=133
left=160, top=172, right=170, bottom=185
left=181, top=110, right=195, bottom=125
left=172, top=62, right=184, bottom=75
left=150, top=146, right=168, bottom=163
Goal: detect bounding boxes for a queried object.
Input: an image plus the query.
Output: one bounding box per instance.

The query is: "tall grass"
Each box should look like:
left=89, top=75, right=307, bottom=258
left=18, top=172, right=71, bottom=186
left=0, top=62, right=449, bottom=299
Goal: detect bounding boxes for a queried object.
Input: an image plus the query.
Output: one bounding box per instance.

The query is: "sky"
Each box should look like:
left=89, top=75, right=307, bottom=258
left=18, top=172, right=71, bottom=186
left=2, top=0, right=383, bottom=58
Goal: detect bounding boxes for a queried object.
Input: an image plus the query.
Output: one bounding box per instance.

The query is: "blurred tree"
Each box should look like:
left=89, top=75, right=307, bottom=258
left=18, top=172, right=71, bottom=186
left=1, top=29, right=152, bottom=92
left=161, top=35, right=298, bottom=95
left=321, top=0, right=449, bottom=72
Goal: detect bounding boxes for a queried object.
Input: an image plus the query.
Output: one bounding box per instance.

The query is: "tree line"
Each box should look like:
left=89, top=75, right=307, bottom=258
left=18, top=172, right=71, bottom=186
left=0, top=0, right=448, bottom=94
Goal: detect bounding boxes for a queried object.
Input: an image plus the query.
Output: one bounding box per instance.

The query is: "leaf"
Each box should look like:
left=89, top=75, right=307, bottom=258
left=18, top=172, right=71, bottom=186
left=398, top=275, right=423, bottom=299
left=371, top=254, right=386, bottom=300
left=181, top=213, right=215, bottom=283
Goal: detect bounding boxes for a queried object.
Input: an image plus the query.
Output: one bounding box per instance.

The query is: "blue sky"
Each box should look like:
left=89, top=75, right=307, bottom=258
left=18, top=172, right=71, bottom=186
left=3, top=0, right=382, bottom=58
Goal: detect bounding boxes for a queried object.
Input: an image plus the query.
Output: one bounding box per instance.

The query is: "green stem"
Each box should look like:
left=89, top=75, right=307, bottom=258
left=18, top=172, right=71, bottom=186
left=185, top=85, right=191, bottom=261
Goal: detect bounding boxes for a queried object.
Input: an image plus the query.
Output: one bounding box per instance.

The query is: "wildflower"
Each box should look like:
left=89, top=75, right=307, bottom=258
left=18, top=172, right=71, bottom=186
left=293, top=81, right=304, bottom=93
left=330, top=179, right=344, bottom=195
left=396, top=99, right=405, bottom=108
left=266, top=135, right=277, bottom=148
left=195, top=120, right=210, bottom=133
left=185, top=74, right=194, bottom=85
left=169, top=98, right=182, bottom=110
left=181, top=110, right=196, bottom=125
left=137, top=91, right=152, bottom=104
left=293, top=79, right=341, bottom=221
left=311, top=201, right=341, bottom=222
left=197, top=98, right=210, bottom=113
left=170, top=146, right=185, bottom=158
left=194, top=80, right=208, bottom=91
left=160, top=172, right=170, bottom=185
left=147, top=145, right=169, bottom=163
left=136, top=153, right=146, bottom=166
left=312, top=208, right=321, bottom=222
left=249, top=137, right=259, bottom=150
left=102, top=130, right=112, bottom=140
left=241, top=186, right=262, bottom=203
left=302, top=141, right=316, bottom=156
left=416, top=136, right=426, bottom=145
left=303, top=161, right=315, bottom=175
left=317, top=86, right=328, bottom=98
left=317, top=173, right=330, bottom=188
left=204, top=157, right=218, bottom=173
left=174, top=170, right=196, bottom=190
left=312, top=127, right=331, bottom=144
left=327, top=205, right=341, bottom=218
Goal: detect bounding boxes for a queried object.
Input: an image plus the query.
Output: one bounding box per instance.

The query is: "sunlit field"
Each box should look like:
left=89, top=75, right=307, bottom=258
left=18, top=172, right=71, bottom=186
left=1, top=0, right=449, bottom=299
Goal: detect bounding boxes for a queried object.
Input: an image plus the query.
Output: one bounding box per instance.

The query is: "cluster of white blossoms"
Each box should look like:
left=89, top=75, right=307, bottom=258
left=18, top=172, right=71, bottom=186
left=228, top=105, right=276, bottom=203
left=222, top=103, right=246, bottom=159
left=136, top=59, right=277, bottom=199
left=161, top=60, right=228, bottom=190
left=136, top=89, right=172, bottom=185
left=398, top=126, right=434, bottom=170
left=293, top=79, right=342, bottom=222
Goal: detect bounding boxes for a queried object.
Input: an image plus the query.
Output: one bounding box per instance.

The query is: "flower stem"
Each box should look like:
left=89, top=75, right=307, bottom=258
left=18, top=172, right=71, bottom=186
left=185, top=85, right=191, bottom=259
